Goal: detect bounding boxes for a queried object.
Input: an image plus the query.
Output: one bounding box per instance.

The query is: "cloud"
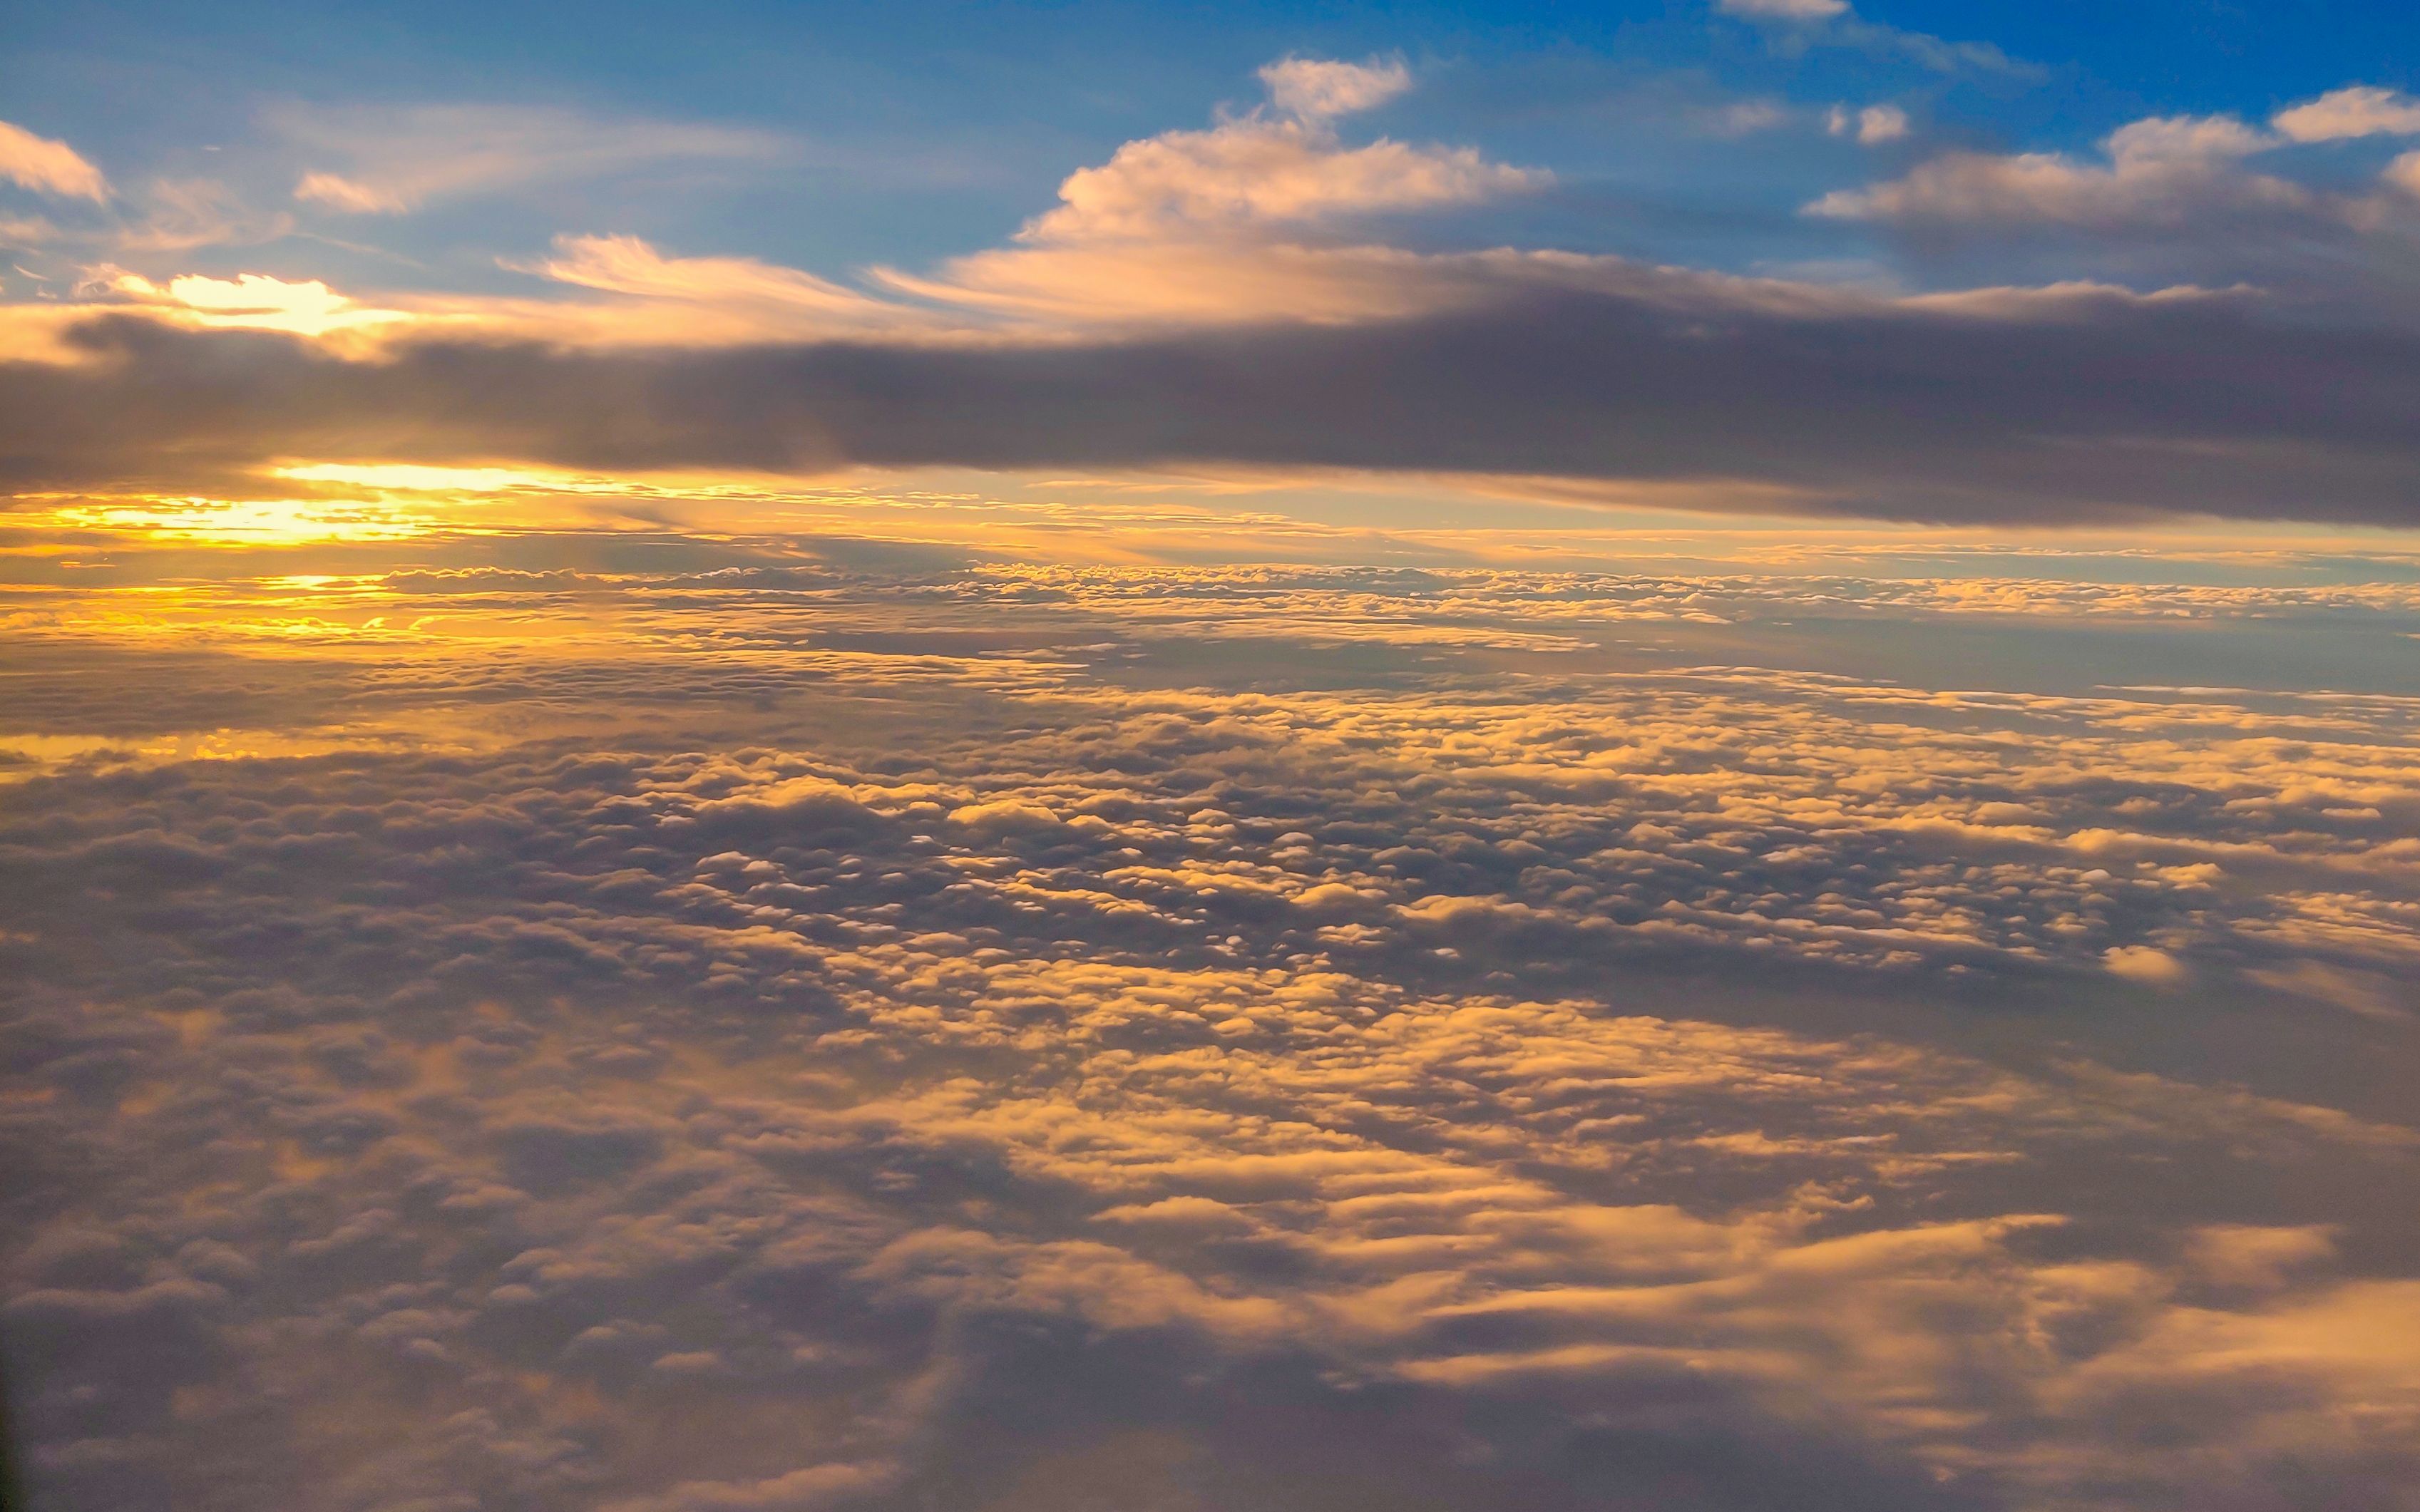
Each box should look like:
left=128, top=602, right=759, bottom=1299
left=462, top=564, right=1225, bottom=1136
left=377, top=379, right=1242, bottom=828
left=20, top=66, right=2420, bottom=525
left=2103, top=944, right=2188, bottom=986
left=2272, top=86, right=2420, bottom=143
left=81, top=269, right=408, bottom=338
left=6, top=555, right=2420, bottom=1509
left=531, top=234, right=931, bottom=334
left=1256, top=56, right=1414, bottom=122
left=0, top=119, right=109, bottom=201
left=1810, top=113, right=2302, bottom=228
left=2390, top=151, right=2420, bottom=200
left=292, top=170, right=408, bottom=214
left=13, top=45, right=2420, bottom=1512
left=273, top=103, right=781, bottom=214
left=262, top=70, right=1550, bottom=341
left=15, top=67, right=1547, bottom=342
left=111, top=177, right=296, bottom=252
left=601, top=1462, right=894, bottom=1512
left=18, top=264, right=2420, bottom=525
left=1827, top=103, right=1909, bottom=145
left=1718, top=0, right=1849, bottom=18
left=1810, top=98, right=2420, bottom=246
left=1009, top=115, right=1539, bottom=245
left=1714, top=0, right=2024, bottom=76
left=852, top=56, right=1542, bottom=326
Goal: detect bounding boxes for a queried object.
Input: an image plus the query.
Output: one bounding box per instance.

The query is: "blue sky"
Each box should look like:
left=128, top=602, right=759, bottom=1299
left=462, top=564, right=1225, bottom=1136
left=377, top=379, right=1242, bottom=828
left=12, top=0, right=2420, bottom=286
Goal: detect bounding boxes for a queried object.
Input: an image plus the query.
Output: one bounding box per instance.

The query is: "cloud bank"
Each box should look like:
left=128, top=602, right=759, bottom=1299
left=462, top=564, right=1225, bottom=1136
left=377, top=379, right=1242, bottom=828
left=10, top=271, right=2420, bottom=525
left=5, top=556, right=2420, bottom=1511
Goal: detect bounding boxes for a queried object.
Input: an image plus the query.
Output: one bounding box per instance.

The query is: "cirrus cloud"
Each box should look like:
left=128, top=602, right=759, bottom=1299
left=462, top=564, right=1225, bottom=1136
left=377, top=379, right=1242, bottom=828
left=0, top=119, right=108, bottom=202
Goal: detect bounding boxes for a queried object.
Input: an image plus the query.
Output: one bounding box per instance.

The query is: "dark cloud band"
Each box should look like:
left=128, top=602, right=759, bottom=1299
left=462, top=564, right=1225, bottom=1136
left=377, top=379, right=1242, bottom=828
left=10, top=282, right=2420, bottom=524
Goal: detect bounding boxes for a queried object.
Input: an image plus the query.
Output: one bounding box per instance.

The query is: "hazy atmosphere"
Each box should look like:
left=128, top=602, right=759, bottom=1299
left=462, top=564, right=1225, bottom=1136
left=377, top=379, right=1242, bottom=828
left=6, top=4, right=2420, bottom=1510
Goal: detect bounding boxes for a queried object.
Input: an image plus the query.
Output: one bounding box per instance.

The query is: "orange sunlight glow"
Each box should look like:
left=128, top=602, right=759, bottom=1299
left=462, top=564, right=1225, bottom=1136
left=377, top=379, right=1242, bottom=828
left=99, top=272, right=411, bottom=337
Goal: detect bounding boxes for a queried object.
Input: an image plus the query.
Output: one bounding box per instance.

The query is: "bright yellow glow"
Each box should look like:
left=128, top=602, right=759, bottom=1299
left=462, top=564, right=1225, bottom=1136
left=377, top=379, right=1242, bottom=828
left=272, top=463, right=578, bottom=494
left=43, top=495, right=447, bottom=544
left=103, top=272, right=411, bottom=338
left=13, top=463, right=2420, bottom=572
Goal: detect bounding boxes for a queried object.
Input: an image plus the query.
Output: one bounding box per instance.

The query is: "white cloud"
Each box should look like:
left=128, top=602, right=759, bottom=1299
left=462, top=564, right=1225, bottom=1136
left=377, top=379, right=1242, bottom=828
left=853, top=62, right=1547, bottom=326
left=1256, top=55, right=1413, bottom=121
left=1721, top=0, right=2029, bottom=76
left=1810, top=112, right=2305, bottom=227
left=275, top=103, right=780, bottom=214
left=83, top=268, right=406, bottom=338
left=1827, top=103, right=1910, bottom=145
left=2107, top=113, right=2275, bottom=164
left=0, top=118, right=109, bottom=201
left=1015, top=117, right=1539, bottom=245
left=1708, top=100, right=1790, bottom=137
left=2104, top=943, right=2189, bottom=986
left=2273, top=86, right=2420, bottom=143
left=111, top=177, right=295, bottom=252
left=2387, top=150, right=2420, bottom=198
left=293, top=170, right=407, bottom=214
left=533, top=233, right=925, bottom=330
left=1718, top=0, right=1850, bottom=19
left=1808, top=89, right=2420, bottom=236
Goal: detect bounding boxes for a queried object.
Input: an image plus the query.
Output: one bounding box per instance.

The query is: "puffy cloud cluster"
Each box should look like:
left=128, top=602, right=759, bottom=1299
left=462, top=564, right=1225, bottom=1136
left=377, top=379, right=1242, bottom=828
left=5, top=555, right=2420, bottom=1510
left=1813, top=86, right=2420, bottom=247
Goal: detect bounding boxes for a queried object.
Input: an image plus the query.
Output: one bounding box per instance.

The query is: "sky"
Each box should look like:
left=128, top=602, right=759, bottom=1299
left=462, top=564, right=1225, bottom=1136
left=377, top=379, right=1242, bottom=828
left=6, top=5, right=2420, bottom=1512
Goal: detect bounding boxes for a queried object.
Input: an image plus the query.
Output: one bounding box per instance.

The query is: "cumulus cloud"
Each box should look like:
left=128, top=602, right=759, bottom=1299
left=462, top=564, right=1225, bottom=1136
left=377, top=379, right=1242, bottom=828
left=1809, top=113, right=2302, bottom=227
left=1000, top=101, right=1539, bottom=245
left=0, top=118, right=109, bottom=201
left=842, top=56, right=1547, bottom=326
left=1014, top=123, right=1530, bottom=241
left=1256, top=55, right=1414, bottom=122
left=2272, top=86, right=2420, bottom=143
left=1811, top=90, right=2420, bottom=247
left=5, top=552, right=2420, bottom=1510
left=1827, top=103, right=1909, bottom=145
left=2386, top=150, right=2420, bottom=200
left=12, top=36, right=2420, bottom=1512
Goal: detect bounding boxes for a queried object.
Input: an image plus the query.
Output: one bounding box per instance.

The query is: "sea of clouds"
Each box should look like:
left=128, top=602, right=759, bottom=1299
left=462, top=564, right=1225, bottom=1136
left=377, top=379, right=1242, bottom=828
left=5, top=559, right=2420, bottom=1511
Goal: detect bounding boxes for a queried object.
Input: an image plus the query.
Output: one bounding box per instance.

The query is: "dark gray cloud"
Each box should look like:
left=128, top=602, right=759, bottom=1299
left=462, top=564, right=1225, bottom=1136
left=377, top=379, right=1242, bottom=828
left=10, top=273, right=2420, bottom=523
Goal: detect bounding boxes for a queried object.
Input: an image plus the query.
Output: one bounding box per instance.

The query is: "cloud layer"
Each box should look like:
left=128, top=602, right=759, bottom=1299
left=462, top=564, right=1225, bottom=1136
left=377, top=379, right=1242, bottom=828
left=11, top=269, right=2420, bottom=525
left=5, top=550, right=2420, bottom=1511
